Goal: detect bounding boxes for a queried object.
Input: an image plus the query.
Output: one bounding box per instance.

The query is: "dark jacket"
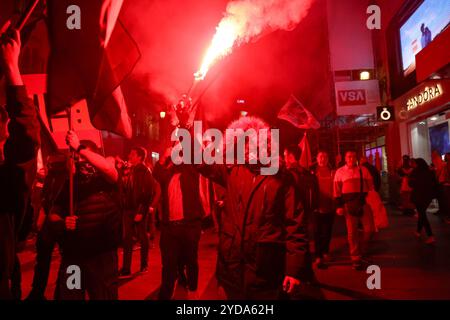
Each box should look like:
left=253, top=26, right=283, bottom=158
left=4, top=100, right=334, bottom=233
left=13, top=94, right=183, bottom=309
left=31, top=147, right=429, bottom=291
left=153, top=161, right=204, bottom=223
left=198, top=164, right=310, bottom=295
left=363, top=163, right=381, bottom=192
left=0, top=86, right=40, bottom=223
left=287, top=164, right=319, bottom=215
left=409, top=168, right=439, bottom=206
left=51, top=169, right=121, bottom=258
left=119, top=162, right=159, bottom=216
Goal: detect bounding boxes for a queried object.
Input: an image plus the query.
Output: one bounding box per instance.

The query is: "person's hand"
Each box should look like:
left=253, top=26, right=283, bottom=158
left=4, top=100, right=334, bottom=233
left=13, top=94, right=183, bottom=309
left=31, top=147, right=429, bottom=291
left=283, top=276, right=301, bottom=295
left=134, top=214, right=143, bottom=223
left=66, top=130, right=80, bottom=151
left=115, top=156, right=126, bottom=169
left=0, top=24, right=23, bottom=85
left=65, top=216, right=78, bottom=231
left=216, top=200, right=224, bottom=208
left=148, top=207, right=155, bottom=214
left=336, top=208, right=344, bottom=216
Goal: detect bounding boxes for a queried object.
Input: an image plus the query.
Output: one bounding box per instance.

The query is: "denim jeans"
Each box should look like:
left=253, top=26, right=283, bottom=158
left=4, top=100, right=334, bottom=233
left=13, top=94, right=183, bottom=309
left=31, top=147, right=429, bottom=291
left=344, top=204, right=374, bottom=262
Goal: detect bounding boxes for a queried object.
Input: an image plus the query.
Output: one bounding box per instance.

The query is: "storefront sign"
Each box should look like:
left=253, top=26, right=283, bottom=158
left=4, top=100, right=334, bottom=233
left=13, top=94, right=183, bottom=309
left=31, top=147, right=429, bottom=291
left=335, top=80, right=380, bottom=116
left=406, top=84, right=443, bottom=111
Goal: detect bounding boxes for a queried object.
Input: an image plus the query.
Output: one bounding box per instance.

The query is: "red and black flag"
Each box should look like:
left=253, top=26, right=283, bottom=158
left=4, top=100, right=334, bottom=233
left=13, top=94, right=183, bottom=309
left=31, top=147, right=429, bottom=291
left=277, top=94, right=320, bottom=130
left=46, top=0, right=140, bottom=138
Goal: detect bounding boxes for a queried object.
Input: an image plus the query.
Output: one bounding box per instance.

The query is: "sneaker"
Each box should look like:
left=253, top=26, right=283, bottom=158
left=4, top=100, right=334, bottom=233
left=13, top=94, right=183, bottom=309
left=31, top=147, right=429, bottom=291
left=425, top=236, right=436, bottom=245
left=118, top=269, right=132, bottom=279
left=140, top=266, right=149, bottom=274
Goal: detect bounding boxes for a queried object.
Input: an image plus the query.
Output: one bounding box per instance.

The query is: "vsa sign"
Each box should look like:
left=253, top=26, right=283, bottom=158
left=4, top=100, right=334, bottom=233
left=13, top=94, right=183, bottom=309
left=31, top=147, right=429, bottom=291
left=338, top=89, right=367, bottom=106
left=376, top=106, right=395, bottom=122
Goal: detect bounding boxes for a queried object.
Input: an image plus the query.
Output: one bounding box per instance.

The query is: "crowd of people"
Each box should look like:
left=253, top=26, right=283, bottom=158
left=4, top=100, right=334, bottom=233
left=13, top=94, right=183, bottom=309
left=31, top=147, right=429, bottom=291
left=0, top=28, right=448, bottom=301
left=397, top=152, right=450, bottom=243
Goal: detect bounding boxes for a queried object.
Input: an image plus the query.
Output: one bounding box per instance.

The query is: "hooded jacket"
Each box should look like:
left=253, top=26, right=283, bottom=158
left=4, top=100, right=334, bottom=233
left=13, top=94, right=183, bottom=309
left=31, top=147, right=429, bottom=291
left=196, top=117, right=310, bottom=297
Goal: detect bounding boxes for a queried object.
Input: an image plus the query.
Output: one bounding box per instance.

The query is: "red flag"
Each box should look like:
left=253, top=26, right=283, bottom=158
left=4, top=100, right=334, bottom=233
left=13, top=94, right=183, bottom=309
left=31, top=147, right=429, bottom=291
left=46, top=0, right=140, bottom=138
left=277, top=94, right=320, bottom=130
left=298, top=133, right=312, bottom=169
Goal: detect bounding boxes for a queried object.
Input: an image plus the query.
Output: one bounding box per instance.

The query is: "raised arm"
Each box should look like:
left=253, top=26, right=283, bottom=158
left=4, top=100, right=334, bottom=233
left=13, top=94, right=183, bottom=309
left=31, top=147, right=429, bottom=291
left=1, top=29, right=40, bottom=165
left=66, top=130, right=118, bottom=182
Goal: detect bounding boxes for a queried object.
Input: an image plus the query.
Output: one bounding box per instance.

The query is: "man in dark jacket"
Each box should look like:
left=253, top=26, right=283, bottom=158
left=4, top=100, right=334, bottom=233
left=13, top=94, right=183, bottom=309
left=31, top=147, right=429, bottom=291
left=283, top=144, right=318, bottom=218
left=119, top=147, right=160, bottom=277
left=197, top=117, right=310, bottom=300
left=153, top=147, right=204, bottom=300
left=49, top=132, right=121, bottom=300
left=0, top=29, right=41, bottom=299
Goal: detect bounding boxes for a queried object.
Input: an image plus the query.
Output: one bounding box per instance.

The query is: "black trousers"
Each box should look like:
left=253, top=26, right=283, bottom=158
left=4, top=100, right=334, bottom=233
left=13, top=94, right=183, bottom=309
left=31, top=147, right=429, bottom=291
left=416, top=201, right=433, bottom=237
left=443, top=185, right=450, bottom=218
left=436, top=185, right=446, bottom=216
left=54, top=250, right=118, bottom=300
left=313, top=212, right=335, bottom=258
left=0, top=213, right=16, bottom=299
left=29, top=218, right=58, bottom=298
left=158, top=221, right=202, bottom=300
left=122, top=212, right=149, bottom=272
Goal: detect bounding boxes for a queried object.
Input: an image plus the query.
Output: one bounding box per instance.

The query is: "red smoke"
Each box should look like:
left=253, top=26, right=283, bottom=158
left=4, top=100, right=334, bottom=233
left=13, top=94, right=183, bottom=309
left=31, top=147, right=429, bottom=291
left=112, top=0, right=332, bottom=130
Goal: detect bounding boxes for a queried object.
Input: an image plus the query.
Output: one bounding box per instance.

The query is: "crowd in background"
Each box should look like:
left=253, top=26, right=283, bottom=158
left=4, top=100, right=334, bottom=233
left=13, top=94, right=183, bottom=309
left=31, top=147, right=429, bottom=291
left=397, top=152, right=450, bottom=241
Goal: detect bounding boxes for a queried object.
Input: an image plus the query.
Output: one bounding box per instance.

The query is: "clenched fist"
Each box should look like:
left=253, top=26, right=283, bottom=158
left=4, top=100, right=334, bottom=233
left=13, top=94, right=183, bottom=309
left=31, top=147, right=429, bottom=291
left=66, top=130, right=81, bottom=151
left=0, top=23, right=22, bottom=85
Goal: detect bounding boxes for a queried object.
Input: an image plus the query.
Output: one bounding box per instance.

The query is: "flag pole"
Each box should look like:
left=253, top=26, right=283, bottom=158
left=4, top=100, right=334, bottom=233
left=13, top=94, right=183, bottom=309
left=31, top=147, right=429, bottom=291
left=16, top=0, right=41, bottom=32
left=0, top=0, right=41, bottom=77
left=67, top=107, right=75, bottom=217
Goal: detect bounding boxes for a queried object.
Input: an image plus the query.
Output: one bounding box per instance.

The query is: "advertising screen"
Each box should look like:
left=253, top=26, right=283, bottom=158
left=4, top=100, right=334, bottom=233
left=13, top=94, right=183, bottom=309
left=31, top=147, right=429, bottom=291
left=400, top=0, right=450, bottom=76
left=429, top=121, right=450, bottom=156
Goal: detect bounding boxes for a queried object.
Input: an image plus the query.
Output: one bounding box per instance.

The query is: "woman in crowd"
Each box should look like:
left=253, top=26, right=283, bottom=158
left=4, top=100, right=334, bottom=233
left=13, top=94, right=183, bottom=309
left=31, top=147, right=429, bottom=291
left=408, top=158, right=439, bottom=244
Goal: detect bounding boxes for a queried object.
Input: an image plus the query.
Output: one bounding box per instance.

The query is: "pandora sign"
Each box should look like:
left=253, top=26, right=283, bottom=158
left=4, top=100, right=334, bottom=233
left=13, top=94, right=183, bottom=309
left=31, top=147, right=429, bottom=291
left=406, top=84, right=443, bottom=111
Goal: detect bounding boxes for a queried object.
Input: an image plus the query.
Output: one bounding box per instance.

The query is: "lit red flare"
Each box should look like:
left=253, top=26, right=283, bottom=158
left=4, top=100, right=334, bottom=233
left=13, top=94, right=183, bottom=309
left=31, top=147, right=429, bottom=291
left=194, top=19, right=239, bottom=80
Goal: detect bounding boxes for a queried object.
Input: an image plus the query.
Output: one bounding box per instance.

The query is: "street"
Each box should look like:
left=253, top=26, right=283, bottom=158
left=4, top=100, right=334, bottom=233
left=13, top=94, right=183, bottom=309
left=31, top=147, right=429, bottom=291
left=17, top=206, right=450, bottom=300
